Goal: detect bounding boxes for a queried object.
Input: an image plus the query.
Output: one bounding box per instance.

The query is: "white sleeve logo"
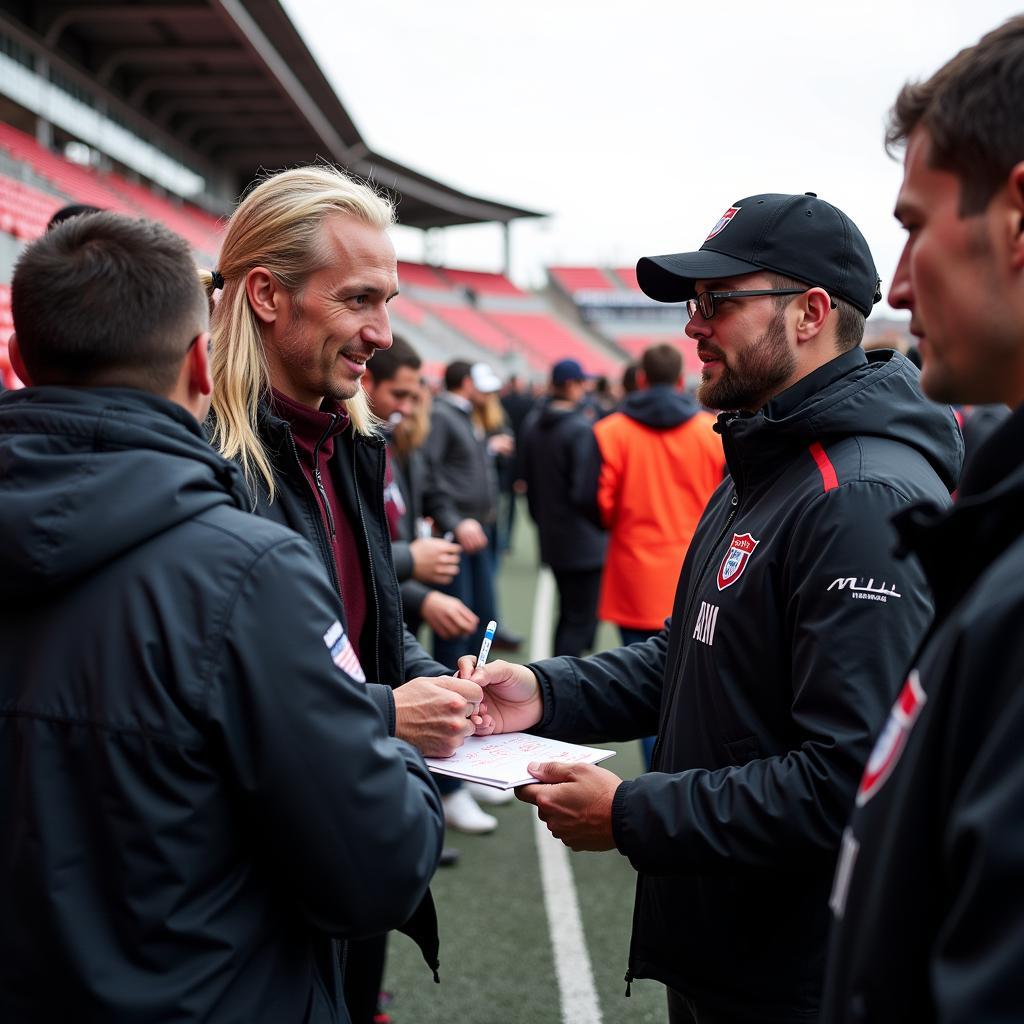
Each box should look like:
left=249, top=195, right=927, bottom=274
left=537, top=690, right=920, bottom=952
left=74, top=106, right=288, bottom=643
left=322, top=620, right=366, bottom=683
left=827, top=577, right=902, bottom=602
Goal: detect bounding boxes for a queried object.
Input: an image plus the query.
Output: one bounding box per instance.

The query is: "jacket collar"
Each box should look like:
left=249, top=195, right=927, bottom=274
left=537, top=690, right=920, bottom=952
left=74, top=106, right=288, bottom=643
left=895, top=401, right=1024, bottom=620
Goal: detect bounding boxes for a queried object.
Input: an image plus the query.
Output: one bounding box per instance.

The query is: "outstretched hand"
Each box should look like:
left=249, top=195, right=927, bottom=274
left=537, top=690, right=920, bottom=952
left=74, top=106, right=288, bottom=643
left=456, top=656, right=543, bottom=734
left=516, top=762, right=621, bottom=851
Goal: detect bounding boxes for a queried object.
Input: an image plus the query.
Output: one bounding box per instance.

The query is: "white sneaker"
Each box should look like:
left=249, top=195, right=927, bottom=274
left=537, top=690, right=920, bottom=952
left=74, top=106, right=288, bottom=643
left=467, top=781, right=515, bottom=806
left=443, top=788, right=498, bottom=834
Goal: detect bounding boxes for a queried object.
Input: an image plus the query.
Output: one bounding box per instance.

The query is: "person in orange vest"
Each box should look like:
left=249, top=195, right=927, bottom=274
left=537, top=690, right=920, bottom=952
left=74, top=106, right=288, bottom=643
left=592, top=343, right=725, bottom=764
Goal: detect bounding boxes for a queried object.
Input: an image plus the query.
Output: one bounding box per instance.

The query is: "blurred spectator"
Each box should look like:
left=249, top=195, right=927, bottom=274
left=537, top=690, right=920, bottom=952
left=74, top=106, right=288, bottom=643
left=363, top=337, right=477, bottom=642
left=422, top=360, right=503, bottom=665
left=593, top=343, right=725, bottom=765
left=521, top=358, right=607, bottom=656
left=499, top=373, right=536, bottom=550
left=621, top=360, right=641, bottom=395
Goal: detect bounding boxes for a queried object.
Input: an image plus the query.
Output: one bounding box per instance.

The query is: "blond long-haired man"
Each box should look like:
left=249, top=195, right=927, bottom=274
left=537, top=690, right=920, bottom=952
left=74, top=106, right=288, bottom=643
left=204, top=165, right=483, bottom=1021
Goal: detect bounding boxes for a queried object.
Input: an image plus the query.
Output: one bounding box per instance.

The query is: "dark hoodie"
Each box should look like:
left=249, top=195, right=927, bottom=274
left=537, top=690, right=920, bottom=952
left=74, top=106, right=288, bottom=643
left=0, top=387, right=443, bottom=1023
left=520, top=398, right=607, bottom=570
left=526, top=348, right=964, bottom=1021
left=616, top=382, right=701, bottom=430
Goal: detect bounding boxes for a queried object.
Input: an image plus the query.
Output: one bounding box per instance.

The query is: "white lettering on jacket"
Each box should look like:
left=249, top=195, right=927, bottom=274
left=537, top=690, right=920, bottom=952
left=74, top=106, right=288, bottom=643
left=692, top=601, right=720, bottom=647
left=827, top=577, right=902, bottom=602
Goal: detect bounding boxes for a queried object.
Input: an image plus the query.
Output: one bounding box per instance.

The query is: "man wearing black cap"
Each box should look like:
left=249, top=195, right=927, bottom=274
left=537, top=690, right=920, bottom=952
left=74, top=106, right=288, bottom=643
left=466, top=193, right=964, bottom=1022
left=520, top=357, right=607, bottom=657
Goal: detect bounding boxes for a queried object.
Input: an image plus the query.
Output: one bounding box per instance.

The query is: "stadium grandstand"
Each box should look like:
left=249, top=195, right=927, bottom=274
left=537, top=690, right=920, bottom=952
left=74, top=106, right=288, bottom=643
left=0, top=0, right=626, bottom=388
left=546, top=263, right=702, bottom=381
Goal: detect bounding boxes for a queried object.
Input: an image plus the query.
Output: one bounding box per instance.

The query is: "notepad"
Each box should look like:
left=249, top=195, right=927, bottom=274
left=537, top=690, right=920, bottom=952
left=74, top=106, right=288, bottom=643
left=425, top=733, right=615, bottom=790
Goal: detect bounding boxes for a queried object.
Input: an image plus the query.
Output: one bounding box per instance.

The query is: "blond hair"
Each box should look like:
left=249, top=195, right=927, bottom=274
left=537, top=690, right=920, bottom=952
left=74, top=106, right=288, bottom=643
left=202, top=165, right=395, bottom=498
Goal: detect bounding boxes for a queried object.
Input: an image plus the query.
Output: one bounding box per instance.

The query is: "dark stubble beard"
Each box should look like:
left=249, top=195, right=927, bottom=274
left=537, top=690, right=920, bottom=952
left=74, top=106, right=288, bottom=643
left=696, top=308, right=796, bottom=412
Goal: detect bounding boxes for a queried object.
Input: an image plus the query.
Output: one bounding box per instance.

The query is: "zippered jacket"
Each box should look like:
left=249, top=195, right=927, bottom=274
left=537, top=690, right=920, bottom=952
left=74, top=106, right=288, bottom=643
left=591, top=386, right=724, bottom=629
left=528, top=349, right=963, bottom=1020
left=247, top=402, right=453, bottom=734
left=0, top=387, right=444, bottom=1023
left=821, top=402, right=1024, bottom=1024
left=243, top=402, right=453, bottom=976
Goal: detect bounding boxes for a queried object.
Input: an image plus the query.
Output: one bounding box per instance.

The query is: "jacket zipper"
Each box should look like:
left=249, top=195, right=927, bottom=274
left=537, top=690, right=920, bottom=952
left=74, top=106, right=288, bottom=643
left=312, top=415, right=339, bottom=539
left=625, top=421, right=742, bottom=991
left=353, top=440, right=384, bottom=685
left=283, top=424, right=343, bottom=598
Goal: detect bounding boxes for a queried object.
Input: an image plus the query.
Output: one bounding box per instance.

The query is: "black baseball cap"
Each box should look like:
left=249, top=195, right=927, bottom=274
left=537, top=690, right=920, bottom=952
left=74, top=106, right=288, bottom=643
left=636, top=193, right=882, bottom=317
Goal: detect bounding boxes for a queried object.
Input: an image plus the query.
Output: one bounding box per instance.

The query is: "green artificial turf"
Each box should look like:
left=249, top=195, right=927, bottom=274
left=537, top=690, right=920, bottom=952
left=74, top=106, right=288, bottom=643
left=384, top=503, right=667, bottom=1023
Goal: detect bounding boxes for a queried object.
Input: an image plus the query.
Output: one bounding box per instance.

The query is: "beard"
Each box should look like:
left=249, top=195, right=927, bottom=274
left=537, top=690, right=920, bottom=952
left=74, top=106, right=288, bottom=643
left=696, top=308, right=796, bottom=412
left=276, top=308, right=363, bottom=405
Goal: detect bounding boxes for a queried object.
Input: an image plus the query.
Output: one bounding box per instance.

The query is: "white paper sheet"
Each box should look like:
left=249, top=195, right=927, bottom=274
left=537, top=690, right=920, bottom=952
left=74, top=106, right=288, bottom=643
left=425, top=732, right=615, bottom=790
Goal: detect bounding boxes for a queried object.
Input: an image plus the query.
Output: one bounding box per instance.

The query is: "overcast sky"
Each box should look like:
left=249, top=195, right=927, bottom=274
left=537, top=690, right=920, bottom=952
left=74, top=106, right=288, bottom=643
left=280, top=0, right=1020, bottom=313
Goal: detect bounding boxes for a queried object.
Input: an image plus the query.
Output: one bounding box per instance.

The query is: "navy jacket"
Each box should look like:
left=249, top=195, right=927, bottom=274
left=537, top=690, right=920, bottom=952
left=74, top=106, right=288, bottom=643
left=0, top=387, right=444, bottom=1023
left=528, top=349, right=963, bottom=1020
left=822, top=402, right=1024, bottom=1024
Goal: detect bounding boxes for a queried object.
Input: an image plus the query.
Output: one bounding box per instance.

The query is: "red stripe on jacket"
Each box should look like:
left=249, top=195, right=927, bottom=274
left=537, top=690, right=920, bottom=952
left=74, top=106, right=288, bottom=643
left=809, top=441, right=839, bottom=491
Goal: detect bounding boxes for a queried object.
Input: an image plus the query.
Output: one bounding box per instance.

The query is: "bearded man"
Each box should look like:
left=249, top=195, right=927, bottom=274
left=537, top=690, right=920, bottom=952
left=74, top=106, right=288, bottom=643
left=467, top=193, right=963, bottom=1023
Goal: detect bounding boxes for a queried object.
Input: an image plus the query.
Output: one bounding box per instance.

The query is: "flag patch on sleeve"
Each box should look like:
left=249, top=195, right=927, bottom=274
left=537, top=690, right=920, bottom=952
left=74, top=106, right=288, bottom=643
left=322, top=620, right=366, bottom=683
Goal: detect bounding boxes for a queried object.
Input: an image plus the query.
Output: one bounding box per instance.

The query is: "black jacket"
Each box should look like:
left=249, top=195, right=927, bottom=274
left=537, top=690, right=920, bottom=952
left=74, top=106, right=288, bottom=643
left=521, top=398, right=607, bottom=571
left=529, top=349, right=963, bottom=1020
left=0, top=387, right=444, bottom=1024
left=821, top=403, right=1024, bottom=1024
left=422, top=393, right=497, bottom=524
left=246, top=403, right=453, bottom=735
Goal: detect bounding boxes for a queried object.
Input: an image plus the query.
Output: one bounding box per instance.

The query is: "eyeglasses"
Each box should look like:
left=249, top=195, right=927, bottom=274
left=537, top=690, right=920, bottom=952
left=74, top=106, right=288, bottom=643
left=686, top=288, right=808, bottom=321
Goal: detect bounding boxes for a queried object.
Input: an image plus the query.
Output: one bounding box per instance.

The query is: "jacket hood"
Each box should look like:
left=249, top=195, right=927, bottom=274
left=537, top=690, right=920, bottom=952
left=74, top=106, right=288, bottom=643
left=0, top=387, right=249, bottom=601
left=619, top=385, right=700, bottom=430
left=722, top=348, right=964, bottom=493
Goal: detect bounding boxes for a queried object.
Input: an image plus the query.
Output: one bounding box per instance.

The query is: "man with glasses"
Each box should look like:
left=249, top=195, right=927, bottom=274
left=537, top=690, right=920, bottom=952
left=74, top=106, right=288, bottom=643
left=466, top=193, right=963, bottom=1022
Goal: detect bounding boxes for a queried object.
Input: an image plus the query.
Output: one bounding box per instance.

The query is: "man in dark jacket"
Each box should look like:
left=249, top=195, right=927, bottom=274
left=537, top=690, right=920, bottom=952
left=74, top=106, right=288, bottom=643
left=0, top=213, right=444, bottom=1024
left=520, top=357, right=607, bottom=657
left=423, top=359, right=505, bottom=665
left=467, top=194, right=963, bottom=1023
left=204, top=166, right=488, bottom=1022
left=822, top=19, right=1024, bottom=1022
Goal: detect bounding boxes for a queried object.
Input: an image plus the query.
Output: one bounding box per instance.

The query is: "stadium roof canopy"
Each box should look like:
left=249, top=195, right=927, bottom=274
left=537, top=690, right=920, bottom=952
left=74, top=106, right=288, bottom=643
left=0, top=0, right=543, bottom=228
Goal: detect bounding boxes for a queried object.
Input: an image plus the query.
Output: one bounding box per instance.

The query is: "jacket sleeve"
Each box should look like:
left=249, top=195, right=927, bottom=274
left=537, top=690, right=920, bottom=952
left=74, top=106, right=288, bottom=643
left=392, top=539, right=414, bottom=584
left=931, top=593, right=1024, bottom=1022
left=612, top=481, right=937, bottom=874
left=418, top=447, right=461, bottom=535
left=400, top=578, right=430, bottom=619
left=402, top=623, right=456, bottom=676
left=571, top=424, right=604, bottom=528
left=205, top=535, right=444, bottom=936
left=530, top=627, right=668, bottom=742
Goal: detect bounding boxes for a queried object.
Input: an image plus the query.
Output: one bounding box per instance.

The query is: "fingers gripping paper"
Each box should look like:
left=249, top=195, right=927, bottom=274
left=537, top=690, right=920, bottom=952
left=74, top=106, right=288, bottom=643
left=425, top=733, right=614, bottom=790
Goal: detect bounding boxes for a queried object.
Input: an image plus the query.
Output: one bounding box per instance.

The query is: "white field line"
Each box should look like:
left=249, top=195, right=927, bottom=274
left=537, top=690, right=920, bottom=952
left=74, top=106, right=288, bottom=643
left=530, top=567, right=603, bottom=1024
